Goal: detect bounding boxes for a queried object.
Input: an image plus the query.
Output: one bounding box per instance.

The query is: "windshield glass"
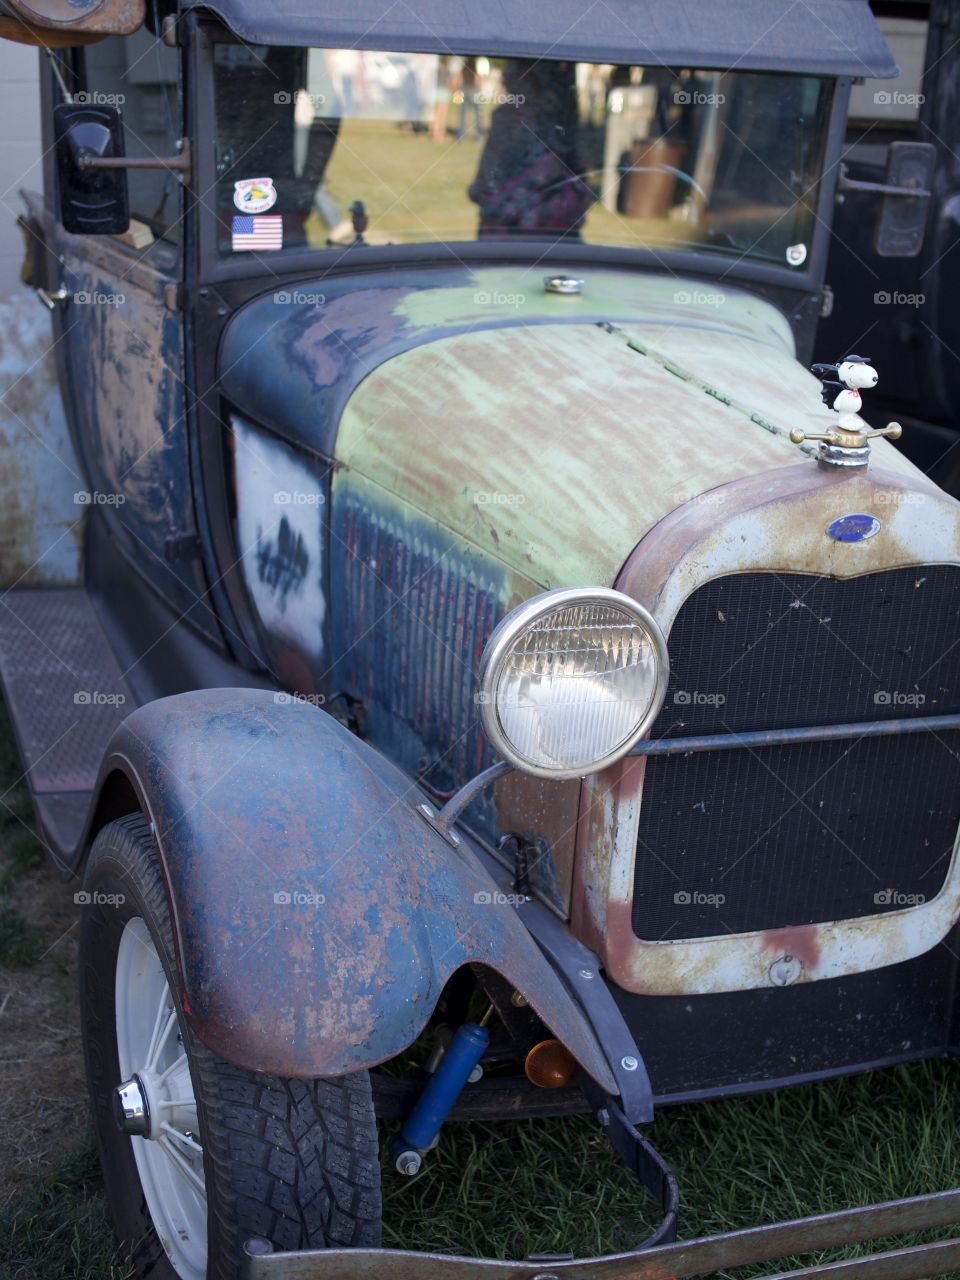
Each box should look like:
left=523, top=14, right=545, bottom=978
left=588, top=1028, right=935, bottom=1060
left=213, top=46, right=832, bottom=269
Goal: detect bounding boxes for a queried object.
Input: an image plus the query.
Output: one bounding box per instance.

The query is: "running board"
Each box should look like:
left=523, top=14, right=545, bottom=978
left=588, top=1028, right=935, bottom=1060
left=0, top=587, right=134, bottom=866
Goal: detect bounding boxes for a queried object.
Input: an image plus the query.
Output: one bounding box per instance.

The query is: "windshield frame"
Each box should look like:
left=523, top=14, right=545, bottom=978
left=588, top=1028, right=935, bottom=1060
left=188, top=18, right=852, bottom=296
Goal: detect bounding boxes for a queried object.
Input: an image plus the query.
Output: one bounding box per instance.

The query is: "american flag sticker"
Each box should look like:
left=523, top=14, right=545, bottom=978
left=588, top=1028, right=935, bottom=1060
left=231, top=215, right=283, bottom=251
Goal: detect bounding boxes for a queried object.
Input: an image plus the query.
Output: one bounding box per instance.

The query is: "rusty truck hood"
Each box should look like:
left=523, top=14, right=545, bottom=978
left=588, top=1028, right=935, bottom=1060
left=333, top=303, right=918, bottom=590
left=220, top=265, right=921, bottom=590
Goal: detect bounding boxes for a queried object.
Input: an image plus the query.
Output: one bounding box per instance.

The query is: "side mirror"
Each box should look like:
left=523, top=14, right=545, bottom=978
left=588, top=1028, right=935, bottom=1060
left=54, top=102, right=129, bottom=235
left=837, top=140, right=935, bottom=259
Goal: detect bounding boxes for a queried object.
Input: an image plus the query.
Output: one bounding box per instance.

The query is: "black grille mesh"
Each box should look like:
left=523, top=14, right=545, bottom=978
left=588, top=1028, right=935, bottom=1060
left=632, top=567, right=960, bottom=941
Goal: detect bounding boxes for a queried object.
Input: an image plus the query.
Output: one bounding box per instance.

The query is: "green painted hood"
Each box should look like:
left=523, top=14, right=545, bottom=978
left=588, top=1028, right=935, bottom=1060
left=334, top=283, right=919, bottom=590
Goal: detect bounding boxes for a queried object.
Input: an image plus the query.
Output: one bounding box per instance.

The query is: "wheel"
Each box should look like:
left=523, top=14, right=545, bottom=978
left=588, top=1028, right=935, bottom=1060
left=79, top=815, right=382, bottom=1279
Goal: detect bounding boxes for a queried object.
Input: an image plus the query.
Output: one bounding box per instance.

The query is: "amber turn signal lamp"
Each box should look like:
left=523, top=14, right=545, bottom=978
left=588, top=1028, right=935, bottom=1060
left=524, top=1039, right=575, bottom=1089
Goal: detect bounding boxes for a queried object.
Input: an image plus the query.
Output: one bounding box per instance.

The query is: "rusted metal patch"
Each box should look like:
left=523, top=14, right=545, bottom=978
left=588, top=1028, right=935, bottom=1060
left=621, top=463, right=957, bottom=622
left=1, top=0, right=144, bottom=35
left=89, top=687, right=616, bottom=1090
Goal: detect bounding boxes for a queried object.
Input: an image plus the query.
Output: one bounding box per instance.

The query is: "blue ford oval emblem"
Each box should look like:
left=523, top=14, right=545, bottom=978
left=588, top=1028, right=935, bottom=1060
left=827, top=513, right=881, bottom=543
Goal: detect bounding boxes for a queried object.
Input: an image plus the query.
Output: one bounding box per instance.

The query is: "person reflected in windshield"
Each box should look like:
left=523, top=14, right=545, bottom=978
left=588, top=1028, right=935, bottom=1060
left=213, top=47, right=831, bottom=262
left=215, top=45, right=341, bottom=248
left=456, top=57, right=484, bottom=142
left=468, top=60, right=592, bottom=238
left=430, top=55, right=453, bottom=143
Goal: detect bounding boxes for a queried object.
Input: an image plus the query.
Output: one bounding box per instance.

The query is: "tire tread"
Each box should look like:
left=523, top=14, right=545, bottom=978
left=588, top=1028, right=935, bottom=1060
left=81, top=814, right=381, bottom=1279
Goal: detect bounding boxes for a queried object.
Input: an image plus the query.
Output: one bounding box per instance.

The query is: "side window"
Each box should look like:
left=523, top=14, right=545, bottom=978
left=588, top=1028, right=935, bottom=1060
left=81, top=31, right=180, bottom=244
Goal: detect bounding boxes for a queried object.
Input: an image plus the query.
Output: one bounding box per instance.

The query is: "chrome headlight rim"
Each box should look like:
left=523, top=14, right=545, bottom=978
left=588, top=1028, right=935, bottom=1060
left=477, top=586, right=670, bottom=780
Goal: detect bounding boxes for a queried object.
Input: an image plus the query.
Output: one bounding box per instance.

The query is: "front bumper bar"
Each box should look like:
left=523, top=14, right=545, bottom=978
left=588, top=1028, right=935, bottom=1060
left=242, top=1187, right=960, bottom=1279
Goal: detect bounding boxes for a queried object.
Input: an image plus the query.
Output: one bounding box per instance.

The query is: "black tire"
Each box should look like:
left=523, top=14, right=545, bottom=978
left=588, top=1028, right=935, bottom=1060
left=79, top=814, right=382, bottom=1279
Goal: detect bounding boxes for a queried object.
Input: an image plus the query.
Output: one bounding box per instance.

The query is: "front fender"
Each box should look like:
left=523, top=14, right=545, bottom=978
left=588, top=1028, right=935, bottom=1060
left=89, top=688, right=615, bottom=1092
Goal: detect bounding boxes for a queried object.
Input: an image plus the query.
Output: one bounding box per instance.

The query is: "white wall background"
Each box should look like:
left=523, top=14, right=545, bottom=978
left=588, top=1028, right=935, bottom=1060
left=0, top=43, right=42, bottom=293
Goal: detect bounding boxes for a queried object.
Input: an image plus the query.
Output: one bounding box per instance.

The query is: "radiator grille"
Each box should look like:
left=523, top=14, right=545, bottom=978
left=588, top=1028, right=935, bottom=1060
left=335, top=499, right=501, bottom=785
left=632, top=567, right=960, bottom=941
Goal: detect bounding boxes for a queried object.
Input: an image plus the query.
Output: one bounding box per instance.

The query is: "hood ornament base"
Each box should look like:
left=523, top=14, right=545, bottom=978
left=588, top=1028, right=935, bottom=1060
left=791, top=354, right=902, bottom=468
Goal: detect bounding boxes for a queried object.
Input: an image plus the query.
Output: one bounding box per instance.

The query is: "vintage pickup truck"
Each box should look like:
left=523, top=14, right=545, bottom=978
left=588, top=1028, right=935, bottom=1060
left=1, top=0, right=959, bottom=1276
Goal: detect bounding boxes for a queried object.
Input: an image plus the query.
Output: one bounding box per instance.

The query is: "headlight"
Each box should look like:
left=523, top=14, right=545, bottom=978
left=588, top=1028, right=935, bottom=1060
left=478, top=587, right=669, bottom=779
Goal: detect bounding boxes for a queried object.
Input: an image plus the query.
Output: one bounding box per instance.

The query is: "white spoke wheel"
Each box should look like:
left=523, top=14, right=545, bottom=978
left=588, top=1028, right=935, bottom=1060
left=115, top=917, right=207, bottom=1279
left=78, top=815, right=382, bottom=1280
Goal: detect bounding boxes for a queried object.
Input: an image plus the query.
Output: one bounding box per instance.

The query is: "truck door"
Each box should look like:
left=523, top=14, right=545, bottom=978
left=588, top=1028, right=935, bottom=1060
left=43, top=31, right=216, bottom=633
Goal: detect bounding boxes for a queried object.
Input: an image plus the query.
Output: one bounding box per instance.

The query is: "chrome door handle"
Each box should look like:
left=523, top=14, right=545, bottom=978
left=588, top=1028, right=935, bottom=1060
left=36, top=286, right=70, bottom=310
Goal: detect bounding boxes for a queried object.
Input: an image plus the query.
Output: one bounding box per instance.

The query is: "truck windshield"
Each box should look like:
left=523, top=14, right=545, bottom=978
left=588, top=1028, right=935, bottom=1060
left=213, top=46, right=832, bottom=269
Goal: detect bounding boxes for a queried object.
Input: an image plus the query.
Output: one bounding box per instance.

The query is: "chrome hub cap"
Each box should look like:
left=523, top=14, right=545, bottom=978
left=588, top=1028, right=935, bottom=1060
left=115, top=917, right=207, bottom=1279
left=113, top=1074, right=149, bottom=1136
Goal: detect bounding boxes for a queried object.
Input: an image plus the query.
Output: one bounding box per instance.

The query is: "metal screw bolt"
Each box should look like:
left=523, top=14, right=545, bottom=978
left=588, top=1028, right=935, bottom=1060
left=578, top=967, right=594, bottom=980
left=510, top=990, right=528, bottom=1008
left=769, top=954, right=803, bottom=987
left=621, top=1055, right=639, bottom=1072
left=395, top=1149, right=422, bottom=1177
left=467, top=1063, right=483, bottom=1084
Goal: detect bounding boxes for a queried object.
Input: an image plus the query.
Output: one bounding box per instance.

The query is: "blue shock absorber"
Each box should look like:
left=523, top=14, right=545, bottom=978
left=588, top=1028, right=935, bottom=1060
left=390, top=1022, right=490, bottom=1175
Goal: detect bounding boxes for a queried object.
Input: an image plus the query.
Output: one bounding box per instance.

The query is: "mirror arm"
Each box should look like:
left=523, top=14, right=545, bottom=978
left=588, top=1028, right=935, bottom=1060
left=836, top=162, right=930, bottom=200
left=78, top=139, right=191, bottom=180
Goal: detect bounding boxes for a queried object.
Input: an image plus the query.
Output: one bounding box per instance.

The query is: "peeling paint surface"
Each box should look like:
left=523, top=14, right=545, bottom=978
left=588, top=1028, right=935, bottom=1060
left=219, top=264, right=797, bottom=464
left=98, top=688, right=616, bottom=1091
left=49, top=223, right=211, bottom=619
left=333, top=321, right=927, bottom=591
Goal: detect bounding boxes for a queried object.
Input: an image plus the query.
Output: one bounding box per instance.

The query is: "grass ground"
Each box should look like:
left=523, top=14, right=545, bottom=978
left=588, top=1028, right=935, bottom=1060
left=1, top=691, right=959, bottom=1278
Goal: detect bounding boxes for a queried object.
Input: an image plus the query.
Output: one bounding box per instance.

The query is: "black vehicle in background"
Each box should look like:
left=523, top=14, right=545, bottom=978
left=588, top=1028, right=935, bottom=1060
left=814, top=0, right=960, bottom=492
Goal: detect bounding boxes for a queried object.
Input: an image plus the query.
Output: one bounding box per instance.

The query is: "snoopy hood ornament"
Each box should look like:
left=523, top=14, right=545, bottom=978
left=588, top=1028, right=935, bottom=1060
left=789, top=353, right=903, bottom=468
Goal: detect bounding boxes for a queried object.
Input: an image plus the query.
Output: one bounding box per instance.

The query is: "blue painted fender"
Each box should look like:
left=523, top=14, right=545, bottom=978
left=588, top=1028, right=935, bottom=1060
left=89, top=688, right=616, bottom=1091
